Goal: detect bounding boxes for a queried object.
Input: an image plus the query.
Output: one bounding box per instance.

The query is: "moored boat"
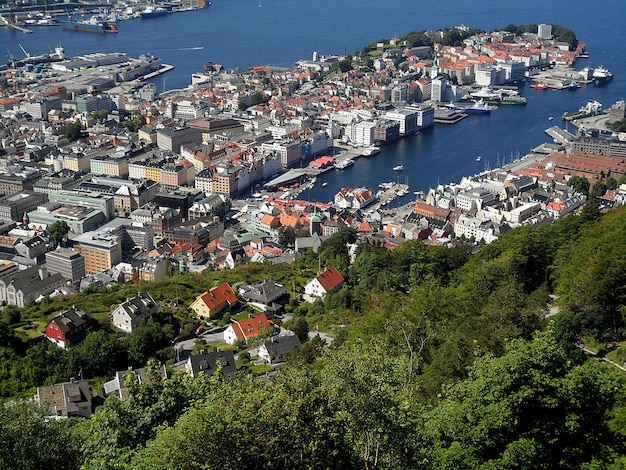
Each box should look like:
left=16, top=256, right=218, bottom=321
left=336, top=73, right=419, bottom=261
left=362, top=145, right=380, bottom=156
left=592, top=65, right=614, bottom=85
left=335, top=159, right=354, bottom=169
left=530, top=81, right=548, bottom=90
left=62, top=15, right=117, bottom=33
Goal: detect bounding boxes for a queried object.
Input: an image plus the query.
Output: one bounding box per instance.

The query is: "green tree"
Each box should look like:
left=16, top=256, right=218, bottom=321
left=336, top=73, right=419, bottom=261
left=425, top=326, right=624, bottom=469
left=64, top=120, right=85, bottom=142
left=0, top=401, right=83, bottom=470
left=567, top=175, right=590, bottom=196
left=48, top=220, right=70, bottom=248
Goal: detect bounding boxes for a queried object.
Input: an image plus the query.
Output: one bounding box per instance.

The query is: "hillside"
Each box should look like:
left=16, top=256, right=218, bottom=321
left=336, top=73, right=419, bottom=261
left=1, top=207, right=626, bottom=468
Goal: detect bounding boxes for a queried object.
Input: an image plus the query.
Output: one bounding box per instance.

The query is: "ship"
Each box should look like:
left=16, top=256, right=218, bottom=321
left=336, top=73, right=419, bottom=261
left=140, top=6, right=169, bottom=18
left=470, top=86, right=526, bottom=105
left=362, top=145, right=380, bottom=156
left=530, top=81, right=549, bottom=90
left=393, top=165, right=404, bottom=171
left=461, top=99, right=492, bottom=114
left=7, top=45, right=65, bottom=67
left=62, top=15, right=118, bottom=33
left=592, top=66, right=614, bottom=85
left=562, top=100, right=603, bottom=121
left=335, top=159, right=354, bottom=169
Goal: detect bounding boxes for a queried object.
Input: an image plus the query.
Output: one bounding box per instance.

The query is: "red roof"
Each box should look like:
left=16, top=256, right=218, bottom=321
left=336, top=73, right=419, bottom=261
left=316, top=267, right=344, bottom=292
left=230, top=313, right=271, bottom=341
left=198, top=282, right=236, bottom=311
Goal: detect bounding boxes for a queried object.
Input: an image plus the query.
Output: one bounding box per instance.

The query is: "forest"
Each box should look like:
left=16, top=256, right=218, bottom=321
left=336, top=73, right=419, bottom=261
left=1, top=204, right=626, bottom=469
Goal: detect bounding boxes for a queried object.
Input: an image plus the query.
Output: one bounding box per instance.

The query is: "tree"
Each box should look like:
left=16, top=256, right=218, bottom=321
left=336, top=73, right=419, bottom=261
left=64, top=121, right=85, bottom=142
left=48, top=220, right=70, bottom=248
left=567, top=175, right=590, bottom=197
left=605, top=176, right=618, bottom=190
left=425, top=326, right=624, bottom=469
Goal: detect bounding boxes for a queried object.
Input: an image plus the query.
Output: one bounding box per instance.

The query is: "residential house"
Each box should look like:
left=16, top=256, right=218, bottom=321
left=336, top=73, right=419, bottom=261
left=185, top=350, right=237, bottom=378
left=238, top=279, right=288, bottom=317
left=223, top=313, right=272, bottom=345
left=110, top=292, right=159, bottom=333
left=258, top=334, right=301, bottom=365
left=102, top=366, right=168, bottom=399
left=45, top=305, right=93, bottom=349
left=190, top=282, right=237, bottom=321
left=303, top=266, right=344, bottom=303
left=35, top=379, right=92, bottom=418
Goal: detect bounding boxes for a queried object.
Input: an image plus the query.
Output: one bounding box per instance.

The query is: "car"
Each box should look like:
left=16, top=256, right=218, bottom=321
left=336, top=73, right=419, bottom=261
left=195, top=325, right=205, bottom=336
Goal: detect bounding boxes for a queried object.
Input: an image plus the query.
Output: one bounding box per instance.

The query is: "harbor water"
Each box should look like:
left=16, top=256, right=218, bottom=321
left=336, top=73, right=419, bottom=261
left=2, top=0, right=625, bottom=205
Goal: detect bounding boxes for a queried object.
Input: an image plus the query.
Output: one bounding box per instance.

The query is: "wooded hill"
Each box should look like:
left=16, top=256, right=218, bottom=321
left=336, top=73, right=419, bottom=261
left=1, top=206, right=626, bottom=469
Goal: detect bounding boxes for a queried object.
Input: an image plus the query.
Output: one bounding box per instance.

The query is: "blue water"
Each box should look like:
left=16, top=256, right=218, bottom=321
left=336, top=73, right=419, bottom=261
left=2, top=0, right=626, bottom=203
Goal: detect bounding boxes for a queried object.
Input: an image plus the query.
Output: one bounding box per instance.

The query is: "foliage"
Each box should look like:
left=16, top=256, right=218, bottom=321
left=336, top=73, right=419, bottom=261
left=48, top=220, right=70, bottom=248
left=0, top=401, right=83, bottom=470
left=607, top=118, right=626, bottom=133
left=64, top=120, right=85, bottom=142
left=552, top=206, right=626, bottom=341
left=567, top=175, right=590, bottom=196
left=424, top=326, right=623, bottom=469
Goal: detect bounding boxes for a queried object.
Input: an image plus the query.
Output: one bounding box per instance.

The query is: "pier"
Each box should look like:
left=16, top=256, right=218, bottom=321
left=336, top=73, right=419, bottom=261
left=0, top=15, right=33, bottom=33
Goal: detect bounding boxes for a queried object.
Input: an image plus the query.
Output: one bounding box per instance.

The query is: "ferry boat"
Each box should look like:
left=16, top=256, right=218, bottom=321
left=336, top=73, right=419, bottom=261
left=393, top=165, right=404, bottom=171
left=335, top=159, right=354, bottom=169
left=362, top=146, right=380, bottom=156
left=592, top=66, right=614, bottom=85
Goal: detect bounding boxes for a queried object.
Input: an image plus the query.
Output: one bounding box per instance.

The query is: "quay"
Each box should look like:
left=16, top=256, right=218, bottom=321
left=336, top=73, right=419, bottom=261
left=0, top=15, right=33, bottom=33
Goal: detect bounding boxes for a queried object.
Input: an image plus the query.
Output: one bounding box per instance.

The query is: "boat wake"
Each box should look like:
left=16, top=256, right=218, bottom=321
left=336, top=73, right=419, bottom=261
left=164, top=46, right=205, bottom=51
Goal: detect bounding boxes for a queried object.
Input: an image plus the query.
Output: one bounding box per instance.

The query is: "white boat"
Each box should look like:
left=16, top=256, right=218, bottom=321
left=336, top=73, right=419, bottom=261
left=592, top=65, right=613, bottom=85
left=362, top=146, right=380, bottom=156
left=321, top=182, right=327, bottom=187
left=476, top=156, right=481, bottom=162
left=379, top=182, right=394, bottom=189
left=393, top=165, right=404, bottom=171
left=335, top=159, right=354, bottom=169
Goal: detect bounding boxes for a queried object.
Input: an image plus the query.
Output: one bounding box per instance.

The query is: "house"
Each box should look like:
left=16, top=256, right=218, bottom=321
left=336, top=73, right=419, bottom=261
left=185, top=350, right=237, bottom=378
left=190, top=282, right=237, bottom=320
left=35, top=379, right=92, bottom=418
left=223, top=313, right=272, bottom=345
left=303, top=266, right=344, bottom=303
left=258, top=334, right=301, bottom=365
left=110, top=292, right=159, bottom=333
left=238, top=279, right=288, bottom=317
left=45, top=305, right=93, bottom=349
left=103, top=366, right=168, bottom=399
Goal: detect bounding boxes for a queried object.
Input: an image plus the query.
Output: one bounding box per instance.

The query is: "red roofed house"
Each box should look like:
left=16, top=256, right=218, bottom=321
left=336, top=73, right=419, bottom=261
left=190, top=282, right=237, bottom=321
left=303, top=266, right=345, bottom=303
left=223, top=313, right=271, bottom=345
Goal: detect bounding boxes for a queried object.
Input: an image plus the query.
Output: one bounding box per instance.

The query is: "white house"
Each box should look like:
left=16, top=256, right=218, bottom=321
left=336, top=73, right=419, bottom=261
left=303, top=266, right=344, bottom=303
left=110, top=292, right=159, bottom=333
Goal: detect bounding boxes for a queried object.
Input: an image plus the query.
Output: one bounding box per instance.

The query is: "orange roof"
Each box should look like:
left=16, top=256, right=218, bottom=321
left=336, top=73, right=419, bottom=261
left=198, top=282, right=236, bottom=310
left=316, top=267, right=344, bottom=292
left=230, top=313, right=271, bottom=341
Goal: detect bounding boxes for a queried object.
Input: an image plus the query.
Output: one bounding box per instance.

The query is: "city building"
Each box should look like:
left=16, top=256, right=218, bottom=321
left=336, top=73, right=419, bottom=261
left=45, top=248, right=86, bottom=282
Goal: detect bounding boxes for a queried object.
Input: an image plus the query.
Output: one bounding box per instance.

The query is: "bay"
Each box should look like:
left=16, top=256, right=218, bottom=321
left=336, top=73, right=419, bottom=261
left=2, top=0, right=625, bottom=204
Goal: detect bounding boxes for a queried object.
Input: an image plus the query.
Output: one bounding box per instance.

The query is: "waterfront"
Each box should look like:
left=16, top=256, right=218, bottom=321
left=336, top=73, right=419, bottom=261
left=2, top=0, right=625, bottom=205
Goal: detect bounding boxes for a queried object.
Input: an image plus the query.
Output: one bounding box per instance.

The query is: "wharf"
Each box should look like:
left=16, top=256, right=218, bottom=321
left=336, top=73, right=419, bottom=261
left=374, top=183, right=410, bottom=209
left=0, top=15, right=33, bottom=33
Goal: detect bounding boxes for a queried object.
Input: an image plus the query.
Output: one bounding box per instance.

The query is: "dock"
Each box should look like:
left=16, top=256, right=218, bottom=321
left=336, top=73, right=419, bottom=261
left=0, top=15, right=33, bottom=33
